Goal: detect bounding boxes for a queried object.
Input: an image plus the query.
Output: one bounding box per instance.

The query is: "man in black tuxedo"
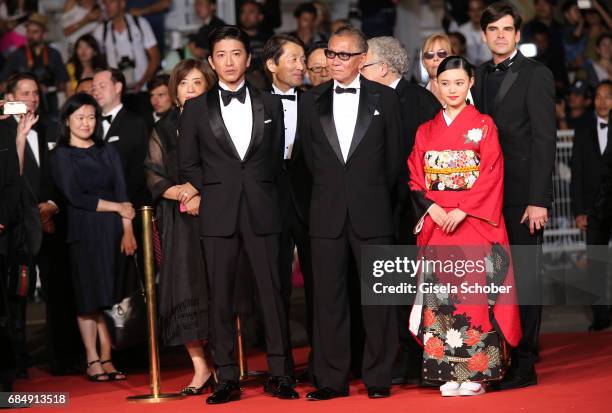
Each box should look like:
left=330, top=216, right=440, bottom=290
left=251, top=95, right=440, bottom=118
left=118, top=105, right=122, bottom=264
left=359, top=36, right=441, bottom=385
left=0, top=73, right=61, bottom=378
left=262, top=33, right=314, bottom=377
left=179, top=26, right=298, bottom=404
left=92, top=68, right=151, bottom=209
left=472, top=1, right=556, bottom=389
left=571, top=81, right=612, bottom=331
left=297, top=26, right=403, bottom=400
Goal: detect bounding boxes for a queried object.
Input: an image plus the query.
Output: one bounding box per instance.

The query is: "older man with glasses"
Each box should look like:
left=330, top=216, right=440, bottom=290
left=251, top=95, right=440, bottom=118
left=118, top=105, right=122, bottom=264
left=305, top=42, right=331, bottom=87
left=295, top=25, right=403, bottom=401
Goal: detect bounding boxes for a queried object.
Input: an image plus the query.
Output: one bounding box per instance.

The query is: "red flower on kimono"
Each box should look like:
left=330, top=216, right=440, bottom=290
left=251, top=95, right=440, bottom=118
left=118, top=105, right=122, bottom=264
left=467, top=351, right=489, bottom=372
left=424, top=336, right=444, bottom=359
left=423, top=308, right=436, bottom=327
left=455, top=175, right=466, bottom=188
left=465, top=329, right=482, bottom=346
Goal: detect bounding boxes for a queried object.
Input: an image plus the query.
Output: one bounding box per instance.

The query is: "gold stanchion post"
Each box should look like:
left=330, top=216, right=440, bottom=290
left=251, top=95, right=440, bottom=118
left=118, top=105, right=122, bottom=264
left=127, top=207, right=183, bottom=403
left=236, top=314, right=267, bottom=384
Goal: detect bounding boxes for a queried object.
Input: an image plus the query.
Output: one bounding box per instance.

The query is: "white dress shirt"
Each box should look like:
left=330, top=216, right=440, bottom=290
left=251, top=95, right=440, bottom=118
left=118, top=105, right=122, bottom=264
left=333, top=76, right=361, bottom=161
left=597, top=116, right=608, bottom=155
left=102, top=103, right=124, bottom=138
left=272, top=84, right=298, bottom=159
left=219, top=80, right=253, bottom=160
left=389, top=77, right=401, bottom=90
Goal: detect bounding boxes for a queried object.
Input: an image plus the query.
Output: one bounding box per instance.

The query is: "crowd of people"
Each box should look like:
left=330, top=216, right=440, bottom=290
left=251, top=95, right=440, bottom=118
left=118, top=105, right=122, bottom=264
left=0, top=0, right=611, bottom=406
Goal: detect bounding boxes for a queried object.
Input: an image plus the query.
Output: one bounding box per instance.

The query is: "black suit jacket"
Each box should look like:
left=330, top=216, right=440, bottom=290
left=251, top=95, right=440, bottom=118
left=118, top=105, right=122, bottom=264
left=179, top=83, right=285, bottom=237
left=0, top=130, right=20, bottom=254
left=104, top=107, right=152, bottom=208
left=472, top=50, right=556, bottom=208
left=593, top=110, right=612, bottom=221
left=570, top=113, right=607, bottom=217
left=296, top=76, right=404, bottom=239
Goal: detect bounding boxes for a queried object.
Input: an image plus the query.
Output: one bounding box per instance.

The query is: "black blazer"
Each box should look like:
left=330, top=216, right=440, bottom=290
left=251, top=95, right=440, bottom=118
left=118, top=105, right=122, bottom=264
left=472, top=50, right=557, bottom=208
left=178, top=83, right=285, bottom=237
left=593, top=111, right=612, bottom=221
left=0, top=131, right=20, bottom=254
left=570, top=113, right=607, bottom=217
left=104, top=107, right=152, bottom=208
left=296, top=76, right=404, bottom=239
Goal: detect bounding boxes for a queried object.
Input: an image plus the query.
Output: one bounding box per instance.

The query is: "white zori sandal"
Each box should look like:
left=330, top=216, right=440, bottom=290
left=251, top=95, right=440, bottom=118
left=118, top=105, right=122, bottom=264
left=459, top=381, right=485, bottom=396
left=440, top=381, right=461, bottom=397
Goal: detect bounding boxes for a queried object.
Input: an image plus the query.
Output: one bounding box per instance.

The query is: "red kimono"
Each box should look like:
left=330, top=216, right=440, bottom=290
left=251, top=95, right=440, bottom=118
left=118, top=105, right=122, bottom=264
left=407, top=105, right=521, bottom=383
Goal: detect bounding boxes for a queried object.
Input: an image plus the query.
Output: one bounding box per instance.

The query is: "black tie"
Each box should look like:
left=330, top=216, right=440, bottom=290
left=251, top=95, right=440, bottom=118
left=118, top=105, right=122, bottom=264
left=334, top=86, right=357, bottom=94
left=220, top=85, right=247, bottom=106
left=102, top=115, right=113, bottom=124
left=278, top=95, right=296, bottom=101
left=601, top=122, right=608, bottom=130
left=486, top=62, right=509, bottom=73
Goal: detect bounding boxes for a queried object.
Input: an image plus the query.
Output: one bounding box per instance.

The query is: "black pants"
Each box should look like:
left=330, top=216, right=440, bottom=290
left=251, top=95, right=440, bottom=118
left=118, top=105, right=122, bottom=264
left=0, top=254, right=16, bottom=390
left=202, top=198, right=290, bottom=382
left=586, top=215, right=612, bottom=325
left=311, top=217, right=398, bottom=392
left=503, top=206, right=543, bottom=373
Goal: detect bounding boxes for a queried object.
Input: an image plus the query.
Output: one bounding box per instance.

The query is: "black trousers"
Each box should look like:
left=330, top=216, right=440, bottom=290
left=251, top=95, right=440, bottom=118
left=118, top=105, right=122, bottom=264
left=586, top=215, right=612, bottom=324
left=311, top=217, right=398, bottom=392
left=503, top=206, right=543, bottom=372
left=202, top=197, right=290, bottom=382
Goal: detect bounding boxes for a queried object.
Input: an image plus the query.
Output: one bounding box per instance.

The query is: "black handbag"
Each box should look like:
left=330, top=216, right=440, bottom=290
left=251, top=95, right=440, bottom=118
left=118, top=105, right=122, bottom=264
left=103, top=254, right=147, bottom=351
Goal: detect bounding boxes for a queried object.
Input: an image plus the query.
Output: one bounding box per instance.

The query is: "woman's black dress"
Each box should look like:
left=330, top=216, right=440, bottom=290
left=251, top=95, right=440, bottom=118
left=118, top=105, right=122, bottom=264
left=51, top=144, right=128, bottom=315
left=145, top=109, right=209, bottom=346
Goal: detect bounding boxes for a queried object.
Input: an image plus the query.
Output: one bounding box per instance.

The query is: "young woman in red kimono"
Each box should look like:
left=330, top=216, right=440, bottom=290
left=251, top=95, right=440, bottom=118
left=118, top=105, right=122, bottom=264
left=407, top=56, right=522, bottom=397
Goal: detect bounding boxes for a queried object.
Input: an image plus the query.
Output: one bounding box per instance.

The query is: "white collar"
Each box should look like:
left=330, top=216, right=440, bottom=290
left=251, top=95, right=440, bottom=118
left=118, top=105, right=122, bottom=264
left=442, top=110, right=454, bottom=126
left=272, top=84, right=297, bottom=95
left=334, top=75, right=360, bottom=90
left=219, top=80, right=246, bottom=91
left=389, top=77, right=401, bottom=90
left=103, top=103, right=123, bottom=119
left=597, top=116, right=609, bottom=127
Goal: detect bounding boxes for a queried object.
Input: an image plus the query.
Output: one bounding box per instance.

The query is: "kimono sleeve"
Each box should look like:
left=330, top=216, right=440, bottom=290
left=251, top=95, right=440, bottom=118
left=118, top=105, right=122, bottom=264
left=408, top=124, right=434, bottom=232
left=456, top=118, right=504, bottom=226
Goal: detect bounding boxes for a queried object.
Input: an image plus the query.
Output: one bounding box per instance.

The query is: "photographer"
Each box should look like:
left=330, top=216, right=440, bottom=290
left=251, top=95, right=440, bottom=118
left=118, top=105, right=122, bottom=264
left=94, top=0, right=160, bottom=94
left=0, top=14, right=69, bottom=121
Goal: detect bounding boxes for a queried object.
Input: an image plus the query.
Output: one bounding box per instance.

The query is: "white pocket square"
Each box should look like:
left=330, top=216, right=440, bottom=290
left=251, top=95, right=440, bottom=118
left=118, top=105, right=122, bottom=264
left=374, top=110, right=380, bottom=116
left=264, top=119, right=272, bottom=124
left=47, top=142, right=56, bottom=150
left=107, top=136, right=120, bottom=143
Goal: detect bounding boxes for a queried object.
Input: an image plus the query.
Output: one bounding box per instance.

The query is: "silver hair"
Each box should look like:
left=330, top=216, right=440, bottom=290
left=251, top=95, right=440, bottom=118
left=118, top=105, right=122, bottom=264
left=367, top=37, right=410, bottom=75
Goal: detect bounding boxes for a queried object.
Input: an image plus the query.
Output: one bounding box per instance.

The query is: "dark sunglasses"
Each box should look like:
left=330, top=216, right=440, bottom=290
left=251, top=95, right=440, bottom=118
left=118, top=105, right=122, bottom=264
left=423, top=50, right=449, bottom=60
left=324, top=49, right=365, bottom=61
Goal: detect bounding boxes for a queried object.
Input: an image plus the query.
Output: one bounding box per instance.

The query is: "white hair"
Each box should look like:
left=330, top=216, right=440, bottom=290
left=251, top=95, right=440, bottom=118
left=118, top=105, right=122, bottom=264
left=367, top=36, right=410, bottom=75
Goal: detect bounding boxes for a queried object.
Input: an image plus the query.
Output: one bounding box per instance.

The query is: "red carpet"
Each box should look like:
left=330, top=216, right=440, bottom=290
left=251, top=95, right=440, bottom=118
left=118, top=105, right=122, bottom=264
left=15, top=332, right=612, bottom=412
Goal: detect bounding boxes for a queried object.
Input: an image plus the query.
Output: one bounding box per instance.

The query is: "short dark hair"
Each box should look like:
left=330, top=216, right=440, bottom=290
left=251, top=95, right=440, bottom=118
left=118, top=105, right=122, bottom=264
left=306, top=41, right=327, bottom=61
left=561, top=0, right=577, bottom=14
left=168, top=59, right=217, bottom=105
left=330, top=25, right=368, bottom=53
left=147, top=74, right=170, bottom=93
left=262, top=34, right=305, bottom=67
left=240, top=0, right=263, bottom=14
left=57, top=93, right=104, bottom=148
left=208, top=25, right=251, bottom=55
left=480, top=1, right=523, bottom=32
left=94, top=67, right=126, bottom=99
left=294, top=2, right=317, bottom=19
left=596, top=79, right=612, bottom=95
left=596, top=33, right=612, bottom=48
left=6, top=72, right=39, bottom=95
left=437, top=55, right=474, bottom=78
left=76, top=77, right=93, bottom=88
left=448, top=31, right=467, bottom=46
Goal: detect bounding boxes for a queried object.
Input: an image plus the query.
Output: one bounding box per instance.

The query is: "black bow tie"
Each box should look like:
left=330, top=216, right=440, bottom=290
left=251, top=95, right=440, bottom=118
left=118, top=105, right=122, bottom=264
left=486, top=62, right=509, bottom=73
left=278, top=95, right=296, bottom=101
left=601, top=122, right=608, bottom=129
left=102, top=115, right=113, bottom=124
left=334, top=86, right=357, bottom=94
left=220, top=85, right=247, bottom=106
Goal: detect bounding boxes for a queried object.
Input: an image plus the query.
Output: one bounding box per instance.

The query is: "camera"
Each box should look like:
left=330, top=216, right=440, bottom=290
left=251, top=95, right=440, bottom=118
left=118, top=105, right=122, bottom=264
left=118, top=56, right=136, bottom=87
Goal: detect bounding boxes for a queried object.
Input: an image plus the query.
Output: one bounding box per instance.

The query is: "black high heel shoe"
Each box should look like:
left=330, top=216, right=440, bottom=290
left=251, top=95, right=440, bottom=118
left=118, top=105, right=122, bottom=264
left=181, top=373, right=216, bottom=396
left=100, top=359, right=126, bottom=381
left=86, top=360, right=110, bottom=382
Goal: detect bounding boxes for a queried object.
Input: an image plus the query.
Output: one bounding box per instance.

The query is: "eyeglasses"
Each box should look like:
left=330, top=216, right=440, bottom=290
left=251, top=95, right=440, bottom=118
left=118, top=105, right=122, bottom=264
left=423, top=50, right=449, bottom=60
left=308, top=65, right=328, bottom=73
left=361, top=61, right=383, bottom=70
left=324, top=49, right=366, bottom=61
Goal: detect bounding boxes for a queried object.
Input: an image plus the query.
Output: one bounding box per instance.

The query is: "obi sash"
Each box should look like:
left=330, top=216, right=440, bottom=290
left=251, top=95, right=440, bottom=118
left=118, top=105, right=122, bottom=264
left=424, top=150, right=480, bottom=191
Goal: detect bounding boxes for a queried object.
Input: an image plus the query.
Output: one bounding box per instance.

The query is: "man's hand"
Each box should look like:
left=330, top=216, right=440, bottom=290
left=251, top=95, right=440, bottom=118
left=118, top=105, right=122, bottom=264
left=428, top=204, right=448, bottom=227
left=442, top=208, right=467, bottom=233
left=184, top=195, right=201, bottom=216
left=16, top=112, right=39, bottom=139
left=520, top=205, right=548, bottom=235
left=575, top=214, right=588, bottom=231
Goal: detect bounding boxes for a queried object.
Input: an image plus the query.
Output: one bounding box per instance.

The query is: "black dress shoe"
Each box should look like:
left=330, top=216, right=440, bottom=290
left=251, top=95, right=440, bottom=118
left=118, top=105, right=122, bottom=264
left=306, top=387, right=348, bottom=401
left=206, top=381, right=241, bottom=404
left=367, top=387, right=391, bottom=399
left=264, top=377, right=299, bottom=399
left=496, top=369, right=537, bottom=390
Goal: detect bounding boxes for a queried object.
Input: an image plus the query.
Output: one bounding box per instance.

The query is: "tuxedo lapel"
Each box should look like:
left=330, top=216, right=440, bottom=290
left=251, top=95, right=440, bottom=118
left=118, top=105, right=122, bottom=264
left=243, top=84, right=264, bottom=162
left=347, top=78, right=379, bottom=160
left=105, top=107, right=126, bottom=141
left=206, top=86, right=241, bottom=160
left=493, top=51, right=525, bottom=113
left=315, top=82, right=344, bottom=164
